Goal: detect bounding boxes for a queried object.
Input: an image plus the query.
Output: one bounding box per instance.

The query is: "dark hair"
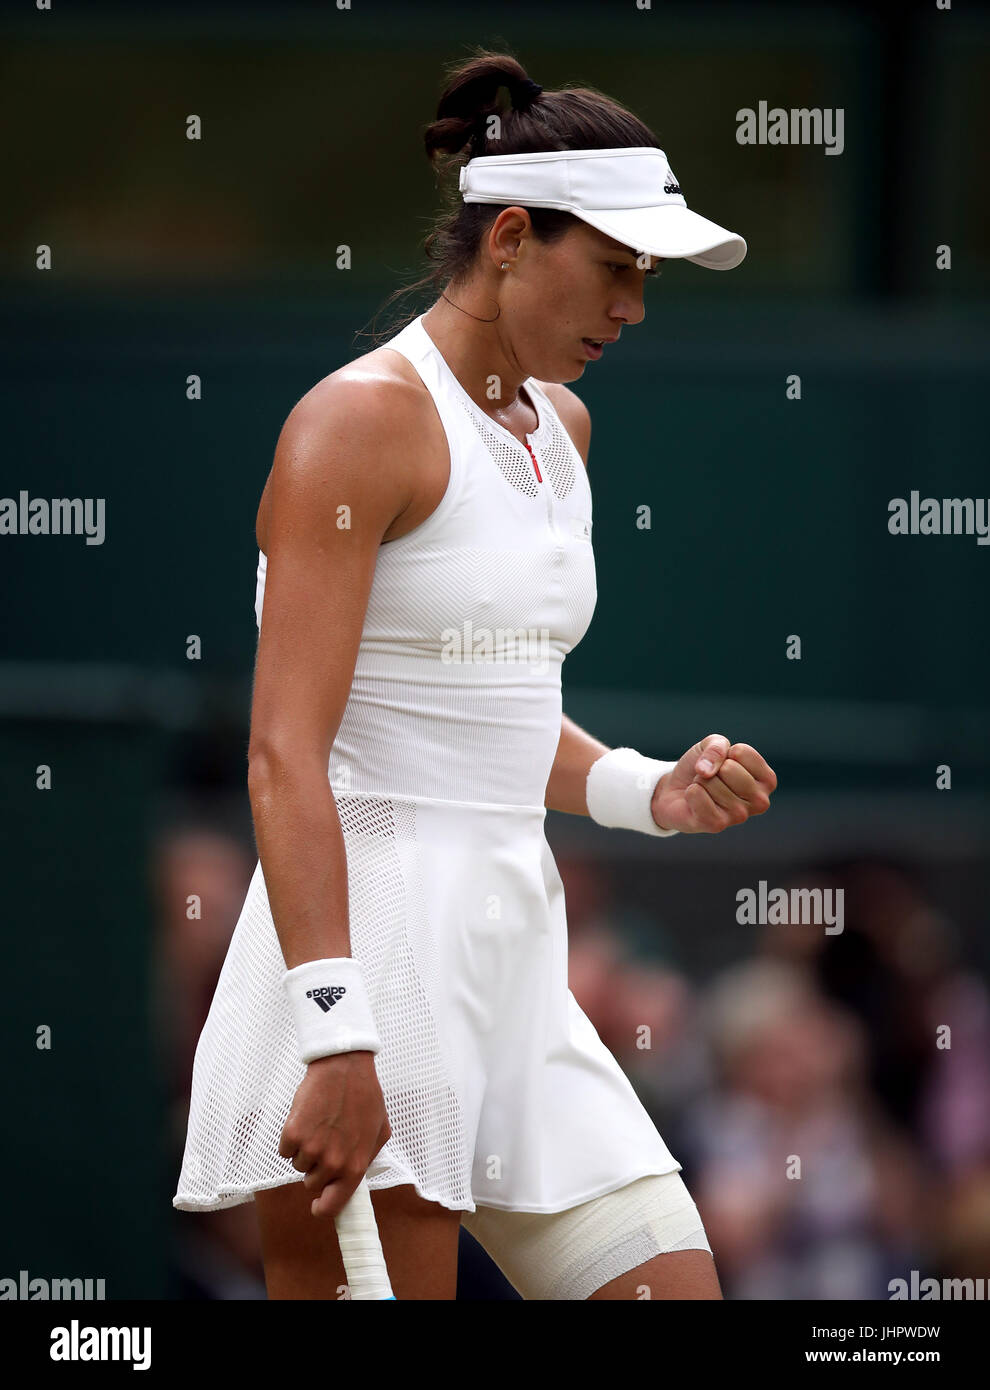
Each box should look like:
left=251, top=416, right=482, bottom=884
left=355, top=48, right=661, bottom=348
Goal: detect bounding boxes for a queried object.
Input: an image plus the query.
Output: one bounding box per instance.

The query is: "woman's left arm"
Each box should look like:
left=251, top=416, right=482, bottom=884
left=546, top=715, right=777, bottom=833
left=544, top=713, right=610, bottom=815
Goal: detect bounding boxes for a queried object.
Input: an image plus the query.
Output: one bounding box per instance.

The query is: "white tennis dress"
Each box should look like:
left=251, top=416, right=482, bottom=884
left=173, top=311, right=681, bottom=1216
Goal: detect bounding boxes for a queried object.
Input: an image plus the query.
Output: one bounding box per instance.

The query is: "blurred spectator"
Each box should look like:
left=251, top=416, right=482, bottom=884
left=151, top=819, right=267, bottom=1299
left=152, top=825, right=255, bottom=1097
left=761, top=857, right=990, bottom=1174
left=918, top=974, right=990, bottom=1175
left=926, top=1164, right=990, bottom=1284
left=558, top=852, right=704, bottom=1120
left=684, top=958, right=928, bottom=1299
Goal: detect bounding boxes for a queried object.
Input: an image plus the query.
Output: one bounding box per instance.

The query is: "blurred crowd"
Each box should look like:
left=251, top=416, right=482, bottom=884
left=561, top=852, right=990, bottom=1300
left=153, top=763, right=990, bottom=1300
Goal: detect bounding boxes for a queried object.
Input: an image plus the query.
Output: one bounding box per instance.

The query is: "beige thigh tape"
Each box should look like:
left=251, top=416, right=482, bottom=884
left=461, top=1170, right=712, bottom=1300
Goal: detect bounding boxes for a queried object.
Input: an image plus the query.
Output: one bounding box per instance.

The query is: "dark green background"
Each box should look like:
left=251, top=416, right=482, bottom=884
left=1, top=1, right=987, bottom=1298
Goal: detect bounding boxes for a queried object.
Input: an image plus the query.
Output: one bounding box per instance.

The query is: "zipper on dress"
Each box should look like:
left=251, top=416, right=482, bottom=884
left=523, top=438, right=542, bottom=482
left=524, top=438, right=558, bottom=540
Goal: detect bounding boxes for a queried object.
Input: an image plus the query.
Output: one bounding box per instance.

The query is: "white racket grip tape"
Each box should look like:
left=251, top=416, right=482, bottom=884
left=585, top=747, right=681, bottom=836
left=334, top=1177, right=396, bottom=1300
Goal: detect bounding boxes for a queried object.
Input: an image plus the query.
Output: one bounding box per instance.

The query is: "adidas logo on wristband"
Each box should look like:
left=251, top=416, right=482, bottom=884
left=306, top=984, right=347, bottom=1012
left=284, top=959, right=382, bottom=1061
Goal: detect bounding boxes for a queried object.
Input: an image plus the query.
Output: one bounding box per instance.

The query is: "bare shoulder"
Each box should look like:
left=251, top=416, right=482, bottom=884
left=256, top=345, right=443, bottom=551
left=289, top=344, right=435, bottom=445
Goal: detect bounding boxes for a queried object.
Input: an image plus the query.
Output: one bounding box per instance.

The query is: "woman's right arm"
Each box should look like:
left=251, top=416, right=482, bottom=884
left=247, top=369, right=423, bottom=1220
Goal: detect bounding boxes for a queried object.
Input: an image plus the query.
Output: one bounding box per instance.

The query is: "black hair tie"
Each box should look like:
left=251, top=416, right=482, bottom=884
left=514, top=78, right=543, bottom=110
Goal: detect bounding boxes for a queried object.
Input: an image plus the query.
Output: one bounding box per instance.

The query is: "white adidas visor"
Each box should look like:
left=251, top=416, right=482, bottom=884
left=459, top=146, right=746, bottom=270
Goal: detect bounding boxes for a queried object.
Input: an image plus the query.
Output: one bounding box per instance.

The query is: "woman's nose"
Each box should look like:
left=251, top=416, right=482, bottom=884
left=612, top=294, right=645, bottom=327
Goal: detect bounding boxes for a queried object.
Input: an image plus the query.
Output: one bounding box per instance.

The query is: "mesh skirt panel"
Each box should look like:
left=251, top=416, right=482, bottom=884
left=173, top=793, right=473, bottom=1213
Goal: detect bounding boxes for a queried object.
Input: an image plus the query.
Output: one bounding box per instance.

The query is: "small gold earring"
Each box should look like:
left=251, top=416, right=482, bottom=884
left=500, top=262, right=509, bottom=270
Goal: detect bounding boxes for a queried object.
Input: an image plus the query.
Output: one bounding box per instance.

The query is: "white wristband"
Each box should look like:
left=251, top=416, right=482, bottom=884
left=586, top=747, right=680, bottom=837
left=282, top=957, right=382, bottom=1064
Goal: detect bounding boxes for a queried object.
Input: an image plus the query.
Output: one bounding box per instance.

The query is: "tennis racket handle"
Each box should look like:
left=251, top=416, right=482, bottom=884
left=334, top=1176, right=395, bottom=1300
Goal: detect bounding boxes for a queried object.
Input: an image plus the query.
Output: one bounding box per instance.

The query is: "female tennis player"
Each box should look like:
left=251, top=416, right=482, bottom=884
left=173, top=51, right=777, bottom=1301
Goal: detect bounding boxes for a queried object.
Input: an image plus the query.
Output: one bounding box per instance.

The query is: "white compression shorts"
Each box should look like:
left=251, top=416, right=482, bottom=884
left=460, top=1170, right=713, bottom=1301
